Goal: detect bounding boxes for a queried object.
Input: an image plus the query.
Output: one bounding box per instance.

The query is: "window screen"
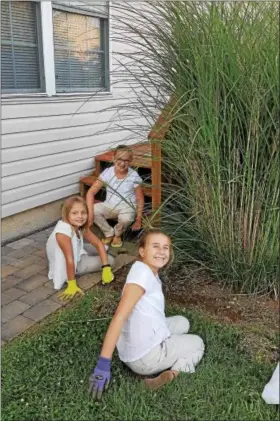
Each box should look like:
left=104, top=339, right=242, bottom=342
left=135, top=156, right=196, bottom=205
left=53, top=8, right=107, bottom=92
left=1, top=1, right=42, bottom=93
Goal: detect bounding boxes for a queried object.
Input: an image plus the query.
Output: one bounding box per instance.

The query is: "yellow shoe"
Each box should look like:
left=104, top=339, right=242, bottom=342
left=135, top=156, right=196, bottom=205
left=102, top=236, right=113, bottom=245
left=110, top=236, right=123, bottom=248
left=111, top=241, right=123, bottom=248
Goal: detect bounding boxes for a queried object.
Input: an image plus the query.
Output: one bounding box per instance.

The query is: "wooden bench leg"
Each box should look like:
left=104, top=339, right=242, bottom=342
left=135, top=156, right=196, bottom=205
left=80, top=181, right=86, bottom=199
left=152, top=141, right=161, bottom=227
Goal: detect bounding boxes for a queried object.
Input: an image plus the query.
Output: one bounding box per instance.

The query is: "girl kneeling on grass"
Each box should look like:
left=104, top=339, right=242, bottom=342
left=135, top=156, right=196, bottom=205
left=89, top=229, right=205, bottom=398
left=46, top=196, right=115, bottom=300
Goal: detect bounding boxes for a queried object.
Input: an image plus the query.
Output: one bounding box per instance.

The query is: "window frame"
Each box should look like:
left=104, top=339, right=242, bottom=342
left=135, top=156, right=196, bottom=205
left=1, top=0, right=45, bottom=94
left=1, top=0, right=111, bottom=98
left=52, top=3, right=110, bottom=93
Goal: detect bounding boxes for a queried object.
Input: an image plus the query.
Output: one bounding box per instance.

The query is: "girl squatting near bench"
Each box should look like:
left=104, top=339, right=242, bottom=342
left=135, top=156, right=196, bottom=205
left=89, top=229, right=205, bottom=397
left=86, top=145, right=145, bottom=248
left=46, top=196, right=115, bottom=299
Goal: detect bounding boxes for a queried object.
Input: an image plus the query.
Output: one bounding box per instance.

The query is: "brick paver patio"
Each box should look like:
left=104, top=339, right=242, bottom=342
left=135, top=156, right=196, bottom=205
left=1, top=226, right=135, bottom=345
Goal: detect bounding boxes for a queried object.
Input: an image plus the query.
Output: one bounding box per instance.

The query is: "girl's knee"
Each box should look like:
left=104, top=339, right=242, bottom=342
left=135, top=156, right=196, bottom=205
left=177, top=315, right=190, bottom=333
left=172, top=334, right=204, bottom=372
left=193, top=335, right=205, bottom=356
left=167, top=315, right=190, bottom=334
left=93, top=203, right=105, bottom=216
left=118, top=215, right=134, bottom=225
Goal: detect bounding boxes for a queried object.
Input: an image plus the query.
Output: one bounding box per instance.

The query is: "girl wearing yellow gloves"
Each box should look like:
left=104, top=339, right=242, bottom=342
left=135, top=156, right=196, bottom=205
left=46, top=196, right=115, bottom=300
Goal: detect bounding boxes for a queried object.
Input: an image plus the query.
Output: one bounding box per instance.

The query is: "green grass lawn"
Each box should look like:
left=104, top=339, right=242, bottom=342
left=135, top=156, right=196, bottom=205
left=2, top=289, right=278, bottom=421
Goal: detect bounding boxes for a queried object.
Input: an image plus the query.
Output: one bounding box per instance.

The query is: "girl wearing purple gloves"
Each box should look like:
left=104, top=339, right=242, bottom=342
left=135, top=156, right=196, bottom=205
left=89, top=230, right=205, bottom=398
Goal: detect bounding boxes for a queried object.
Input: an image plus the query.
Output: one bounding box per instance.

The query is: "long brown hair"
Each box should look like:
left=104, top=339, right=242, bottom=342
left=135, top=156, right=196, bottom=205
left=61, top=196, right=89, bottom=231
left=138, top=229, right=174, bottom=266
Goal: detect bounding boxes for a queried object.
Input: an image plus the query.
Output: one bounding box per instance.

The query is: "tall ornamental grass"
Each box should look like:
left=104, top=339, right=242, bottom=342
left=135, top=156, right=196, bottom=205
left=112, top=2, right=279, bottom=295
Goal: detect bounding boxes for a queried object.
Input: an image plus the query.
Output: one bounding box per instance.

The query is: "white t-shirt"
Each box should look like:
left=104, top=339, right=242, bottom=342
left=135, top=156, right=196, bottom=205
left=117, top=261, right=170, bottom=362
left=46, top=220, right=86, bottom=290
left=100, top=166, right=142, bottom=208
left=262, top=363, right=279, bottom=404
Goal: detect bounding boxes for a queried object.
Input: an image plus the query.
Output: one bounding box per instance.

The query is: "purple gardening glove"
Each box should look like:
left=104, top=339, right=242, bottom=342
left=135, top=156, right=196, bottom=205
left=89, top=356, right=111, bottom=399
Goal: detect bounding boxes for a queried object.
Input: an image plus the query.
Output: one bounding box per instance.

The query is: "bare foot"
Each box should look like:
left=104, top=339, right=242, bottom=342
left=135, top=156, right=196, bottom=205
left=144, top=370, right=176, bottom=390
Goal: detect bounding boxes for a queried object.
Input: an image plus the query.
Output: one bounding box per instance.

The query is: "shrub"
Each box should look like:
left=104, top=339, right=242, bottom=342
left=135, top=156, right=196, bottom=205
left=113, top=2, right=279, bottom=295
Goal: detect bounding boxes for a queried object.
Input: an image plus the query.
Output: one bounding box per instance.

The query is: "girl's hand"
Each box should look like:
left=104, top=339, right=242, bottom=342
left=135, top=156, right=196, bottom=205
left=83, top=230, right=109, bottom=268
left=89, top=356, right=111, bottom=399
left=102, top=265, right=114, bottom=284
left=131, top=219, right=141, bottom=231
left=89, top=284, right=144, bottom=397
left=58, top=279, right=84, bottom=300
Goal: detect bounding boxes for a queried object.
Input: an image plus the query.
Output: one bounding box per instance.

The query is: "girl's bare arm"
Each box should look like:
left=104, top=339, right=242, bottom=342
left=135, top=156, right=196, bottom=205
left=100, top=284, right=145, bottom=359
left=86, top=179, right=104, bottom=226
left=135, top=185, right=144, bottom=221
left=83, top=229, right=109, bottom=266
left=56, top=233, right=75, bottom=280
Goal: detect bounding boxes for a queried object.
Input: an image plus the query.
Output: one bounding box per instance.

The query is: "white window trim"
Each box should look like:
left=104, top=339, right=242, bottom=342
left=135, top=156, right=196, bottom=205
left=2, top=0, right=112, bottom=99
left=41, top=1, right=56, bottom=96
left=108, top=1, right=112, bottom=94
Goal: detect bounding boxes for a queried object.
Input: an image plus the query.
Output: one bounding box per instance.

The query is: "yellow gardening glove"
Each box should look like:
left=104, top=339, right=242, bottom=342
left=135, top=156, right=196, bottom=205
left=102, top=265, right=114, bottom=285
left=58, top=279, right=85, bottom=300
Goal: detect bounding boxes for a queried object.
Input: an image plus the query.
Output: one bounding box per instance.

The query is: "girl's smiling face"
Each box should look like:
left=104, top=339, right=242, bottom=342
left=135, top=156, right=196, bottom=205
left=139, top=233, right=171, bottom=273
left=68, top=203, right=88, bottom=229
left=114, top=150, right=132, bottom=174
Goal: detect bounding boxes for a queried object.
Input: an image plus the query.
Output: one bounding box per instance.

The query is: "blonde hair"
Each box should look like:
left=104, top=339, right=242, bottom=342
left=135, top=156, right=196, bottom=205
left=138, top=229, right=174, bottom=266
left=114, top=144, right=133, bottom=159
left=61, top=196, right=89, bottom=231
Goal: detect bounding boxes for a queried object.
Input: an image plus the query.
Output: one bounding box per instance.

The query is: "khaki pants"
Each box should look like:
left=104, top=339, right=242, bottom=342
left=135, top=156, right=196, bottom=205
left=125, top=316, right=205, bottom=375
left=76, top=243, right=115, bottom=275
left=93, top=202, right=136, bottom=237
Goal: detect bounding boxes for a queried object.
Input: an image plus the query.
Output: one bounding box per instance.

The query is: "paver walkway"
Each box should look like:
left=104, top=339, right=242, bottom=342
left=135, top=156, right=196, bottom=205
left=1, top=226, right=136, bottom=346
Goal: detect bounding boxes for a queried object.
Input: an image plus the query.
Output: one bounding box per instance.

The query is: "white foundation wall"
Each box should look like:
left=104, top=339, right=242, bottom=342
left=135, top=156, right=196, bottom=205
left=1, top=199, right=64, bottom=245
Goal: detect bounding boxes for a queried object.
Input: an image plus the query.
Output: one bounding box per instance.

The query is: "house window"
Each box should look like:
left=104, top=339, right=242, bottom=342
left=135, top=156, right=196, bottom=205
left=1, top=1, right=43, bottom=93
left=52, top=4, right=109, bottom=93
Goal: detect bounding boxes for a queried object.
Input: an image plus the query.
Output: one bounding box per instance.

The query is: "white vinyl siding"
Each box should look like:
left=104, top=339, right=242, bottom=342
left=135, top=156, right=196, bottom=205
left=1, top=1, right=43, bottom=93
left=1, top=94, right=148, bottom=218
